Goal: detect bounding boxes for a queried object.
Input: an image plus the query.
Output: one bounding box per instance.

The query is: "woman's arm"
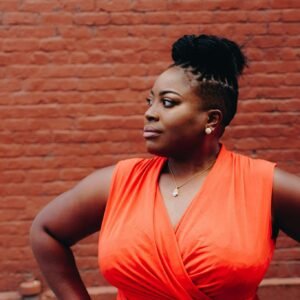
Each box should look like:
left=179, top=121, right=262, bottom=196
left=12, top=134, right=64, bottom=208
left=30, top=165, right=115, bottom=300
left=272, top=167, right=300, bottom=242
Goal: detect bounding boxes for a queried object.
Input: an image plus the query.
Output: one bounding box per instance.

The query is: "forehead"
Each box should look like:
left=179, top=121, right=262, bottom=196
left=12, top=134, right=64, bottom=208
left=151, top=66, right=197, bottom=95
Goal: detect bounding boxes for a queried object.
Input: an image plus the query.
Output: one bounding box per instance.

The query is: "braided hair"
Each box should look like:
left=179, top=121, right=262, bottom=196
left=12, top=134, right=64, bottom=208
left=171, top=34, right=247, bottom=127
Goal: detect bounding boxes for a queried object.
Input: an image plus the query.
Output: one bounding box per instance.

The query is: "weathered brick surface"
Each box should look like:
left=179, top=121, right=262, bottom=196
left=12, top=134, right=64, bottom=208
left=0, top=0, right=299, bottom=294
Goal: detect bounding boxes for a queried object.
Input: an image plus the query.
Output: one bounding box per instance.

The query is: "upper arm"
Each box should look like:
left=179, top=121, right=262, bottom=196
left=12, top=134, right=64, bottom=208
left=272, top=167, right=300, bottom=242
left=31, top=165, right=116, bottom=246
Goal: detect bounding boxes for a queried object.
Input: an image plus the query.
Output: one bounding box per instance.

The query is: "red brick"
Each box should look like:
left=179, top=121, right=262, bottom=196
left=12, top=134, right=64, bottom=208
left=241, top=86, right=300, bottom=99
left=113, top=63, right=148, bottom=76
left=271, top=0, right=300, bottom=9
left=258, top=284, right=300, bottom=300
left=232, top=112, right=299, bottom=126
left=110, top=38, right=150, bottom=51
left=95, top=0, right=132, bottom=12
left=0, top=171, right=26, bottom=183
left=0, top=118, right=74, bottom=131
left=76, top=78, right=129, bottom=91
left=167, top=0, right=239, bottom=11
left=249, top=61, right=300, bottom=73
left=93, top=26, right=130, bottom=38
left=285, top=36, right=300, bottom=47
left=42, top=65, right=112, bottom=78
left=178, top=11, right=248, bottom=24
left=30, top=52, right=50, bottom=64
left=241, top=0, right=272, bottom=9
left=58, top=26, right=93, bottom=39
left=0, top=53, right=13, bottom=65
left=246, top=74, right=283, bottom=87
left=88, top=50, right=143, bottom=64
left=266, top=262, right=300, bottom=278
left=69, top=52, right=89, bottom=64
left=73, top=13, right=110, bottom=25
left=0, top=0, right=19, bottom=11
left=81, top=90, right=141, bottom=103
left=284, top=73, right=300, bottom=86
left=128, top=76, right=155, bottom=90
left=140, top=50, right=170, bottom=63
left=282, top=9, right=300, bottom=21
left=2, top=12, right=39, bottom=25
left=238, top=99, right=300, bottom=113
left=128, top=25, right=164, bottom=38
left=76, top=39, right=111, bottom=52
left=144, top=12, right=180, bottom=24
left=39, top=38, right=68, bottom=52
left=0, top=79, right=21, bottom=92
left=273, top=248, right=300, bottom=261
left=41, top=13, right=73, bottom=25
left=8, top=26, right=56, bottom=38
left=255, top=149, right=300, bottom=162
left=20, top=0, right=60, bottom=12
left=219, top=125, right=292, bottom=140
left=247, top=11, right=281, bottom=22
left=23, top=78, right=78, bottom=91
left=268, top=22, right=300, bottom=35
left=77, top=116, right=143, bottom=130
left=86, top=51, right=106, bottom=64
left=110, top=12, right=145, bottom=25
left=5, top=65, right=41, bottom=79
left=133, top=0, right=168, bottom=11
left=0, top=220, right=32, bottom=236
left=3, top=39, right=40, bottom=52
left=26, top=169, right=60, bottom=182
left=0, top=145, right=24, bottom=158
left=61, top=0, right=95, bottom=12
left=279, top=48, right=300, bottom=60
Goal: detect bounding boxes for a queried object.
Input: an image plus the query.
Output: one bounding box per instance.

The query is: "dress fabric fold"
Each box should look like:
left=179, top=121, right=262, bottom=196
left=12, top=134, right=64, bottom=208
left=98, top=145, right=276, bottom=300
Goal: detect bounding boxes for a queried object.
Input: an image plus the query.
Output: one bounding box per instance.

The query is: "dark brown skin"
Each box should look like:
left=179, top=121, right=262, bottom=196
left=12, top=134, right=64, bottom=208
left=30, top=66, right=300, bottom=299
left=272, top=169, right=300, bottom=242
left=30, top=166, right=115, bottom=299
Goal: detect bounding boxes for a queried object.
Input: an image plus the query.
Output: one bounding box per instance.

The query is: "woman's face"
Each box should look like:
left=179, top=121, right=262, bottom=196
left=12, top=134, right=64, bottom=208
left=144, top=66, right=209, bottom=157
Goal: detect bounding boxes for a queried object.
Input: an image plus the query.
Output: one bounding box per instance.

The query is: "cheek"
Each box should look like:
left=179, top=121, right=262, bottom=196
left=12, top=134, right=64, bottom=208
left=165, top=113, right=202, bottom=133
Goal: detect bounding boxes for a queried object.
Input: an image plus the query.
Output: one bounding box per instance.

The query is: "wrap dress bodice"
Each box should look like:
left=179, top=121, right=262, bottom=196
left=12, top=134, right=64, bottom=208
left=98, top=145, right=276, bottom=300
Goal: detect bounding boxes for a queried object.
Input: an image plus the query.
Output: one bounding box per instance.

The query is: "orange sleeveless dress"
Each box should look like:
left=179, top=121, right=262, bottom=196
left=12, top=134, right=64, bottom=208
left=98, top=145, right=276, bottom=300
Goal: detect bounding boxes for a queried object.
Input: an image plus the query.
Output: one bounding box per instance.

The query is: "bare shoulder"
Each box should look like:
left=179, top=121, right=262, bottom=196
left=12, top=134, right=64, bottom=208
left=32, top=165, right=116, bottom=246
left=272, top=167, right=300, bottom=242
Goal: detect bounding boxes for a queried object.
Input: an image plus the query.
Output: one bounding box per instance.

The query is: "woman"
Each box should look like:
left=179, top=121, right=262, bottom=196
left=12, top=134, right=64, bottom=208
left=30, top=34, right=300, bottom=300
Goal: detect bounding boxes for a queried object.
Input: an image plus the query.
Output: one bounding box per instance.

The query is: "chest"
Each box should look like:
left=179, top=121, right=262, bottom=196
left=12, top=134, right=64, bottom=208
left=158, top=173, right=207, bottom=229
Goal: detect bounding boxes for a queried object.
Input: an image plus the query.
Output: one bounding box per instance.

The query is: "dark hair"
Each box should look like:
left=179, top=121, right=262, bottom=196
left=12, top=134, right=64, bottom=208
left=171, top=34, right=247, bottom=127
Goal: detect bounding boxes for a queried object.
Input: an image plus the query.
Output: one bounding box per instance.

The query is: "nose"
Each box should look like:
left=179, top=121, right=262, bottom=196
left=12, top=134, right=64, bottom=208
left=144, top=105, right=159, bottom=122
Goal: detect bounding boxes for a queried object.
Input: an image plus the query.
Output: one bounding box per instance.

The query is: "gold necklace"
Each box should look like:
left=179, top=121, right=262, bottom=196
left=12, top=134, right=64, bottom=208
left=168, top=160, right=215, bottom=197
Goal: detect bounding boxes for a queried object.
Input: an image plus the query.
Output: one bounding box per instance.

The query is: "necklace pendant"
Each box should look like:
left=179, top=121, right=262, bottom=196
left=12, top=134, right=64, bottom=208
left=172, top=187, right=179, bottom=197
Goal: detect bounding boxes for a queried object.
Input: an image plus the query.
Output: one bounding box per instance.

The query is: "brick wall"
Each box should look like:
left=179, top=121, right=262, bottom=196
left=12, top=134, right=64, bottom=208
left=0, top=0, right=299, bottom=293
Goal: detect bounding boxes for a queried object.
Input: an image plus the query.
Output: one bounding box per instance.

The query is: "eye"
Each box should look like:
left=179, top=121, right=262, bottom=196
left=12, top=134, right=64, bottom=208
left=161, top=98, right=176, bottom=108
left=146, top=98, right=153, bottom=106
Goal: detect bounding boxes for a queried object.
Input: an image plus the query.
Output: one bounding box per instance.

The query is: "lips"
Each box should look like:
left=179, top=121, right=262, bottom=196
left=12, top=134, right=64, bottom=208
left=143, top=126, right=162, bottom=138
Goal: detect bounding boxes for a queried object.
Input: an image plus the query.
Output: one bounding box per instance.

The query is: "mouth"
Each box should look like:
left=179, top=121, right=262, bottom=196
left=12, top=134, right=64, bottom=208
left=143, top=126, right=162, bottom=139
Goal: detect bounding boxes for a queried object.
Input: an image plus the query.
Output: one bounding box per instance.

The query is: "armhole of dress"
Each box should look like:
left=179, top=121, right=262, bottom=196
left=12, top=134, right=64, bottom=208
left=271, top=163, right=279, bottom=241
left=101, top=158, right=144, bottom=224
left=99, top=161, right=122, bottom=228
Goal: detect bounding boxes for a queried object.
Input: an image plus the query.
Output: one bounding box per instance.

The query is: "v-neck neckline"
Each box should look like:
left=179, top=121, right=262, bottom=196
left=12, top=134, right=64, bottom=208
left=156, top=144, right=225, bottom=234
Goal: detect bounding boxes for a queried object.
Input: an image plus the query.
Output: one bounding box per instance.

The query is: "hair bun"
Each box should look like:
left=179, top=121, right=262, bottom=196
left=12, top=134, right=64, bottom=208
left=220, top=38, right=247, bottom=76
left=171, top=34, right=247, bottom=81
left=171, top=35, right=198, bottom=65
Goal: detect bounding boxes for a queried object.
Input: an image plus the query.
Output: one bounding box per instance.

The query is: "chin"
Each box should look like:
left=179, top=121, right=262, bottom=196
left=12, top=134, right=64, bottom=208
left=145, top=143, right=171, bottom=157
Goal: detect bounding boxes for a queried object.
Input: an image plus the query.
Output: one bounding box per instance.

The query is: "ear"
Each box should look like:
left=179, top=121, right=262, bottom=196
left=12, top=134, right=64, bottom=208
left=206, top=109, right=223, bottom=130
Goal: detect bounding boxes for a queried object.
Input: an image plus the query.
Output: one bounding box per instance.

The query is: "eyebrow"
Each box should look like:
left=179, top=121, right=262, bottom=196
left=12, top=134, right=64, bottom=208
left=150, top=89, right=182, bottom=97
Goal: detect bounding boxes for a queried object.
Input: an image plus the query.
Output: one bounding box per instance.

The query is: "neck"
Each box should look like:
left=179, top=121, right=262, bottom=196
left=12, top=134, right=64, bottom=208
left=167, top=140, right=221, bottom=177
